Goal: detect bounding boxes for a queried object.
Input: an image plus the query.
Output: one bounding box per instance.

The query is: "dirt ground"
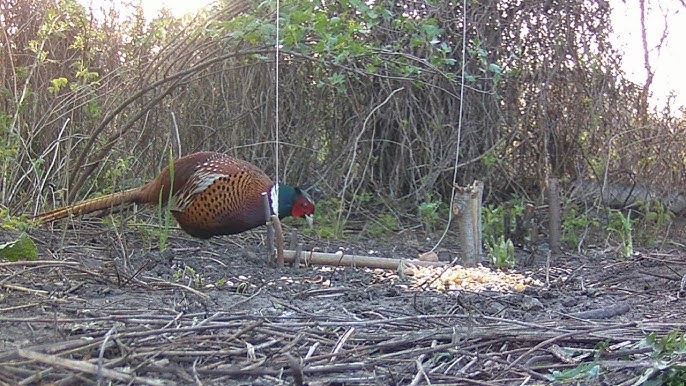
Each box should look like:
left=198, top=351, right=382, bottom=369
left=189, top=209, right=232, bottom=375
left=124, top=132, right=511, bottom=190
left=1, top=218, right=686, bottom=385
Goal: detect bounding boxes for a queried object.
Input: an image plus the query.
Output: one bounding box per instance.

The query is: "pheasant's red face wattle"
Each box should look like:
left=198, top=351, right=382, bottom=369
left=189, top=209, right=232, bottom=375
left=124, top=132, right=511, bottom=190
left=291, top=196, right=315, bottom=219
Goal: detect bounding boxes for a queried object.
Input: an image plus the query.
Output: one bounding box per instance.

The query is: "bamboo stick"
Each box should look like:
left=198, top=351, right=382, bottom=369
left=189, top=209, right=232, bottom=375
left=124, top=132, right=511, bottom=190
left=282, top=250, right=446, bottom=270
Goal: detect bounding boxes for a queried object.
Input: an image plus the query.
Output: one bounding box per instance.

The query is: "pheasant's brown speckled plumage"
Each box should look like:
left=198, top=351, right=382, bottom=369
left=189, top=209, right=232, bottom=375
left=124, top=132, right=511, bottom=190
left=36, top=152, right=305, bottom=239
left=157, top=153, right=273, bottom=238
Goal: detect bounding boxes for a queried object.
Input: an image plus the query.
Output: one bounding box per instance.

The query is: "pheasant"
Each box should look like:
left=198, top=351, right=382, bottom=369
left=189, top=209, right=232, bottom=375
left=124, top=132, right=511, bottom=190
left=36, top=152, right=315, bottom=239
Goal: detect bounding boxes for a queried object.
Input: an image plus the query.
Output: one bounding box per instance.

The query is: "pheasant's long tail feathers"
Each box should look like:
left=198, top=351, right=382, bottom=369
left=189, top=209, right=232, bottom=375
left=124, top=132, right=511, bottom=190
left=36, top=188, right=142, bottom=223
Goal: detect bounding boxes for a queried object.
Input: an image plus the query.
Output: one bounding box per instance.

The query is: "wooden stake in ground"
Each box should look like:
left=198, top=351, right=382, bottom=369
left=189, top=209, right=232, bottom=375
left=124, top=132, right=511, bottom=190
left=263, top=193, right=274, bottom=262
left=262, top=193, right=285, bottom=267
left=452, top=180, right=484, bottom=267
left=271, top=214, right=285, bottom=267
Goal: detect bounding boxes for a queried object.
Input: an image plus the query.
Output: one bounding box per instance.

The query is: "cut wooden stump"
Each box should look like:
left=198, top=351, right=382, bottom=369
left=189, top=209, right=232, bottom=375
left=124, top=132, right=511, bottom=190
left=452, top=180, right=484, bottom=267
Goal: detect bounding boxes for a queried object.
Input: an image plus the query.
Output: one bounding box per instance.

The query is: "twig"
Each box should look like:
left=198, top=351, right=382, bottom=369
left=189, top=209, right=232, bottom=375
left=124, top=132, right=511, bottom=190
left=330, top=327, right=355, bottom=362
left=409, top=352, right=429, bottom=386
left=0, top=283, right=48, bottom=296
left=17, top=349, right=166, bottom=386
left=506, top=323, right=637, bottom=371
left=0, top=303, right=41, bottom=313
left=143, top=278, right=209, bottom=300
left=97, top=325, right=118, bottom=385
left=0, top=260, right=80, bottom=268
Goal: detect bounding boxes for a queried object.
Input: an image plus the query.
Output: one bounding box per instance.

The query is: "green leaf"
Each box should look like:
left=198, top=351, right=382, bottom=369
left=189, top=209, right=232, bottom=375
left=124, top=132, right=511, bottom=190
left=48, top=77, right=68, bottom=94
left=0, top=233, right=38, bottom=262
left=329, top=73, right=346, bottom=85
left=488, top=63, right=502, bottom=74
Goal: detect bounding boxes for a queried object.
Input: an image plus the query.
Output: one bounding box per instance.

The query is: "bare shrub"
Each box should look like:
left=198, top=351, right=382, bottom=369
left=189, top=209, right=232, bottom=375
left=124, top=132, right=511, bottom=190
left=2, top=0, right=684, bottom=235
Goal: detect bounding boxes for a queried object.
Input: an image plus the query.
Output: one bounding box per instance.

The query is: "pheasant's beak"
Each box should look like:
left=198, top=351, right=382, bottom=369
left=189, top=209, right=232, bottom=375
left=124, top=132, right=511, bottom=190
left=305, top=214, right=314, bottom=227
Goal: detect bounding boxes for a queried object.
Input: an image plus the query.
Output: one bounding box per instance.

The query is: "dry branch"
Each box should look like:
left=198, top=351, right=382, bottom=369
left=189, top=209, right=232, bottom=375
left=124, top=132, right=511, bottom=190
left=0, top=283, right=48, bottom=296
left=0, top=260, right=80, bottom=268
left=17, top=349, right=166, bottom=386
left=0, top=298, right=678, bottom=386
left=282, top=250, right=446, bottom=270
left=143, top=278, right=210, bottom=300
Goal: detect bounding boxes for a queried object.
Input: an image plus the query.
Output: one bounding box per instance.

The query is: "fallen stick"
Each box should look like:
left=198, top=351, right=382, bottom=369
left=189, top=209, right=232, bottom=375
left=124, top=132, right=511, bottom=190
left=0, top=260, right=80, bottom=268
left=17, top=349, right=164, bottom=386
left=0, top=283, right=49, bottom=296
left=282, top=250, right=446, bottom=270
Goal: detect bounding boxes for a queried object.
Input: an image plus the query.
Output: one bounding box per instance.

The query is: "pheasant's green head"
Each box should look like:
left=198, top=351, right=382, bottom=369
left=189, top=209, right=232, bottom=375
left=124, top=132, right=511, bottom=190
left=273, top=183, right=315, bottom=226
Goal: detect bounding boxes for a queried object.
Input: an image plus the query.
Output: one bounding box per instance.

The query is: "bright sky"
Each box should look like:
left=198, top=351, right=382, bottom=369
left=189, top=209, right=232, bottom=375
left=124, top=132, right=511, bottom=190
left=610, top=0, right=686, bottom=112
left=138, top=0, right=214, bottom=18
left=79, top=0, right=214, bottom=19
left=80, top=0, right=685, bottom=112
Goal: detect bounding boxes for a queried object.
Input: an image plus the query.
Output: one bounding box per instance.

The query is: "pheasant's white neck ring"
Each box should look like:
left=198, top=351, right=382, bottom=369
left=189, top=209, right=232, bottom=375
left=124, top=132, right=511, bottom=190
left=269, top=185, right=279, bottom=215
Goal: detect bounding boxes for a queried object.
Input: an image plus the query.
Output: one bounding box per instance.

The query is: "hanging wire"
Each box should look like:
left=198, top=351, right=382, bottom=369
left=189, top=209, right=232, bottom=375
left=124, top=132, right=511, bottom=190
left=273, top=0, right=281, bottom=206
left=430, top=0, right=467, bottom=252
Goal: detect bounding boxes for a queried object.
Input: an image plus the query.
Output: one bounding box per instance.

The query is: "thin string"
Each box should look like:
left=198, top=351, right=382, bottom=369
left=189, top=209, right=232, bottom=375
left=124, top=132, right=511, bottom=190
left=430, top=0, right=467, bottom=252
left=274, top=0, right=281, bottom=202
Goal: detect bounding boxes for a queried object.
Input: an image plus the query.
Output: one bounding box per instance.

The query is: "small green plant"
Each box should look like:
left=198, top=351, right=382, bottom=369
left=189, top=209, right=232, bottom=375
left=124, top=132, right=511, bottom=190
left=367, top=213, right=399, bottom=239
left=606, top=209, right=634, bottom=259
left=643, top=330, right=686, bottom=360
left=482, top=203, right=506, bottom=240
left=635, top=200, right=674, bottom=246
left=0, top=233, right=38, bottom=262
left=559, top=201, right=672, bottom=253
left=214, top=278, right=228, bottom=287
left=91, top=155, right=136, bottom=195
left=172, top=267, right=184, bottom=280
left=173, top=265, right=202, bottom=288
left=633, top=330, right=686, bottom=385
left=236, top=282, right=249, bottom=294
left=481, top=198, right=525, bottom=269
left=485, top=235, right=515, bottom=269
left=561, top=203, right=601, bottom=248
left=302, top=197, right=346, bottom=238
left=0, top=209, right=32, bottom=231
left=547, top=330, right=686, bottom=384
left=482, top=195, right=527, bottom=249
left=547, top=360, right=600, bottom=382
left=418, top=198, right=442, bottom=233
left=126, top=219, right=165, bottom=249
left=481, top=148, right=499, bottom=169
